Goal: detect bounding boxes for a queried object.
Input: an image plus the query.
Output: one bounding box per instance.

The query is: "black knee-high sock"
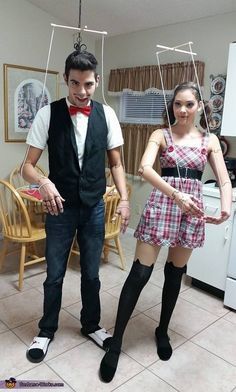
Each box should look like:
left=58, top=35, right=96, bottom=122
left=100, top=259, right=153, bottom=383
left=156, top=261, right=186, bottom=360
left=112, top=259, right=154, bottom=345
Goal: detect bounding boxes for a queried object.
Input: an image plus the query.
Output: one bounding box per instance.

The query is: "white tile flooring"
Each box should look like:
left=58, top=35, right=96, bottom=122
left=1, top=233, right=236, bottom=391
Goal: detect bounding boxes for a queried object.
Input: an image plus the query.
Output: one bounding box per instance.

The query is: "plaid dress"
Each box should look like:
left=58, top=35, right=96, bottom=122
left=134, top=128, right=209, bottom=249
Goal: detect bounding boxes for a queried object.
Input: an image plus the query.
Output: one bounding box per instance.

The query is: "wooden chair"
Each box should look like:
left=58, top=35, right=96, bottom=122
left=0, top=180, right=46, bottom=290
left=69, top=237, right=80, bottom=259
left=9, top=164, right=47, bottom=189
left=9, top=165, right=47, bottom=221
left=103, top=182, right=132, bottom=270
left=105, top=168, right=114, bottom=187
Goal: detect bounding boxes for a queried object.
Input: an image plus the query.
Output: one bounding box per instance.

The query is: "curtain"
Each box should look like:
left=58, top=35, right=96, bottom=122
left=108, top=61, right=205, bottom=94
left=121, top=123, right=161, bottom=176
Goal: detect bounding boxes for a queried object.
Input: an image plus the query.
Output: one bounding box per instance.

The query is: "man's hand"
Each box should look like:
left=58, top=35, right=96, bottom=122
left=114, top=200, right=130, bottom=233
left=39, top=178, right=65, bottom=215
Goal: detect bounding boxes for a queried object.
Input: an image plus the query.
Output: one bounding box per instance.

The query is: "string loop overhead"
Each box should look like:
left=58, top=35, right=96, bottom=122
left=155, top=41, right=210, bottom=192
left=156, top=42, right=209, bottom=135
left=74, top=0, right=87, bottom=52
left=40, top=22, right=107, bottom=108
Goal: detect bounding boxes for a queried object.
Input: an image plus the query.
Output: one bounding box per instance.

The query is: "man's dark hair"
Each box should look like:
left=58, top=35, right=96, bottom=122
left=64, top=50, right=98, bottom=80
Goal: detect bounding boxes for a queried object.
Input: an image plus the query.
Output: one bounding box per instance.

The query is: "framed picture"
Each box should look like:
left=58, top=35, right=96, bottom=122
left=4, top=64, right=59, bottom=142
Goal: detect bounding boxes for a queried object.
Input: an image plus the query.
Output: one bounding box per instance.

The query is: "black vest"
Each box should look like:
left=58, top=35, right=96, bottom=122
left=47, top=98, right=108, bottom=207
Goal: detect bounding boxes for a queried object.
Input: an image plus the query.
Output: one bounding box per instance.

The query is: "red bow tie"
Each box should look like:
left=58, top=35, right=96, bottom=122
left=69, top=105, right=91, bottom=116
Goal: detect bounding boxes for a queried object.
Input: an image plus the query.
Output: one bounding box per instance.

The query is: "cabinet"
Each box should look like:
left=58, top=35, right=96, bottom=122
left=221, top=42, right=236, bottom=136
left=224, top=212, right=236, bottom=309
left=187, top=184, right=236, bottom=292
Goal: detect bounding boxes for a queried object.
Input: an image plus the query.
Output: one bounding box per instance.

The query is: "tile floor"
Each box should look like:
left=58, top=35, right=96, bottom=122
left=1, top=233, right=236, bottom=392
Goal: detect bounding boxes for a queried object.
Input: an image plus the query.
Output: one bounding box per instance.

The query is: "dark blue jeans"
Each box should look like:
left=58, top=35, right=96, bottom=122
left=38, top=199, right=105, bottom=339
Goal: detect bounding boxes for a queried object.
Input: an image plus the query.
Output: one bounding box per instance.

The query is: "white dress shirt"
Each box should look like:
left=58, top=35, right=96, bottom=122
left=26, top=98, right=124, bottom=168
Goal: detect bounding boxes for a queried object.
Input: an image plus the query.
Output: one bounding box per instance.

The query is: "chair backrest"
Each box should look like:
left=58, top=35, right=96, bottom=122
left=0, top=180, right=32, bottom=239
left=106, top=170, right=132, bottom=195
left=104, top=182, right=132, bottom=238
left=9, top=165, right=47, bottom=189
left=103, top=185, right=121, bottom=239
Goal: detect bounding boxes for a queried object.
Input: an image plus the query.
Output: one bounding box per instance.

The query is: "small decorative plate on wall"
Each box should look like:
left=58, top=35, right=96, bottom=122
left=209, top=74, right=226, bottom=134
left=209, top=112, right=222, bottom=131
left=209, top=94, right=224, bottom=112
left=210, top=76, right=226, bottom=94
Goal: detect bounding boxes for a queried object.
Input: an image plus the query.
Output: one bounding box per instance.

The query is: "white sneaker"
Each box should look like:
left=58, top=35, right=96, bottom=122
left=82, top=327, right=112, bottom=349
left=26, top=337, right=52, bottom=363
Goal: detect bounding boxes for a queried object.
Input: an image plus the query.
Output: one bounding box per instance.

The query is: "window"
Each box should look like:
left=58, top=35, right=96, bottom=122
left=119, top=90, right=173, bottom=124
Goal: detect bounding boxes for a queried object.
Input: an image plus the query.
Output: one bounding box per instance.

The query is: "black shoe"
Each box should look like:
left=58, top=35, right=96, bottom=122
left=155, top=327, right=172, bottom=361
left=99, top=343, right=121, bottom=383
left=81, top=326, right=112, bottom=350
left=26, top=336, right=52, bottom=363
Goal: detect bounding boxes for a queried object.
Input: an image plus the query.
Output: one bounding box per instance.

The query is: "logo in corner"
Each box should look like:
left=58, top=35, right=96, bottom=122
left=5, top=377, right=17, bottom=389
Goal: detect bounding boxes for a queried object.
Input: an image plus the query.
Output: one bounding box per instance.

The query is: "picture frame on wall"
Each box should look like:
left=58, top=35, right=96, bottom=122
left=3, top=64, right=59, bottom=142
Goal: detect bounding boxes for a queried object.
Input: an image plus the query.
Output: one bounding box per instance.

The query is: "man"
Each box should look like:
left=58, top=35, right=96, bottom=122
left=21, top=50, right=130, bottom=363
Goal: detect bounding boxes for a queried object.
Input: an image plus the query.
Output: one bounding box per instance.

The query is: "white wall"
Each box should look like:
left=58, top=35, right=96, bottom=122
left=0, top=0, right=95, bottom=179
left=95, top=12, right=236, bottom=228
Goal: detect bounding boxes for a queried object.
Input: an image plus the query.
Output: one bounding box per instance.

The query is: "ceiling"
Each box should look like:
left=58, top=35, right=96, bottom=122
left=26, top=0, right=236, bottom=37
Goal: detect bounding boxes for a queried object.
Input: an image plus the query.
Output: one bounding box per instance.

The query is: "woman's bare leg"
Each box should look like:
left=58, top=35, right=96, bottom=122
left=134, top=240, right=162, bottom=266
left=167, top=246, right=193, bottom=267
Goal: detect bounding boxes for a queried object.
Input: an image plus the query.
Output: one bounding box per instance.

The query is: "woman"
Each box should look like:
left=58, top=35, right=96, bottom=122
left=99, top=82, right=232, bottom=382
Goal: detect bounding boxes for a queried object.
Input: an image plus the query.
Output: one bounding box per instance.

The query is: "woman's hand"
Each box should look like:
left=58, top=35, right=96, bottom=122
left=114, top=200, right=130, bottom=233
left=204, top=210, right=230, bottom=225
left=174, top=192, right=204, bottom=217
left=39, top=178, right=65, bottom=215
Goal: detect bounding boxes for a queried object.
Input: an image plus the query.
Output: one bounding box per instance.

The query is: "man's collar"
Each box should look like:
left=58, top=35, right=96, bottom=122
left=66, top=97, right=91, bottom=108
